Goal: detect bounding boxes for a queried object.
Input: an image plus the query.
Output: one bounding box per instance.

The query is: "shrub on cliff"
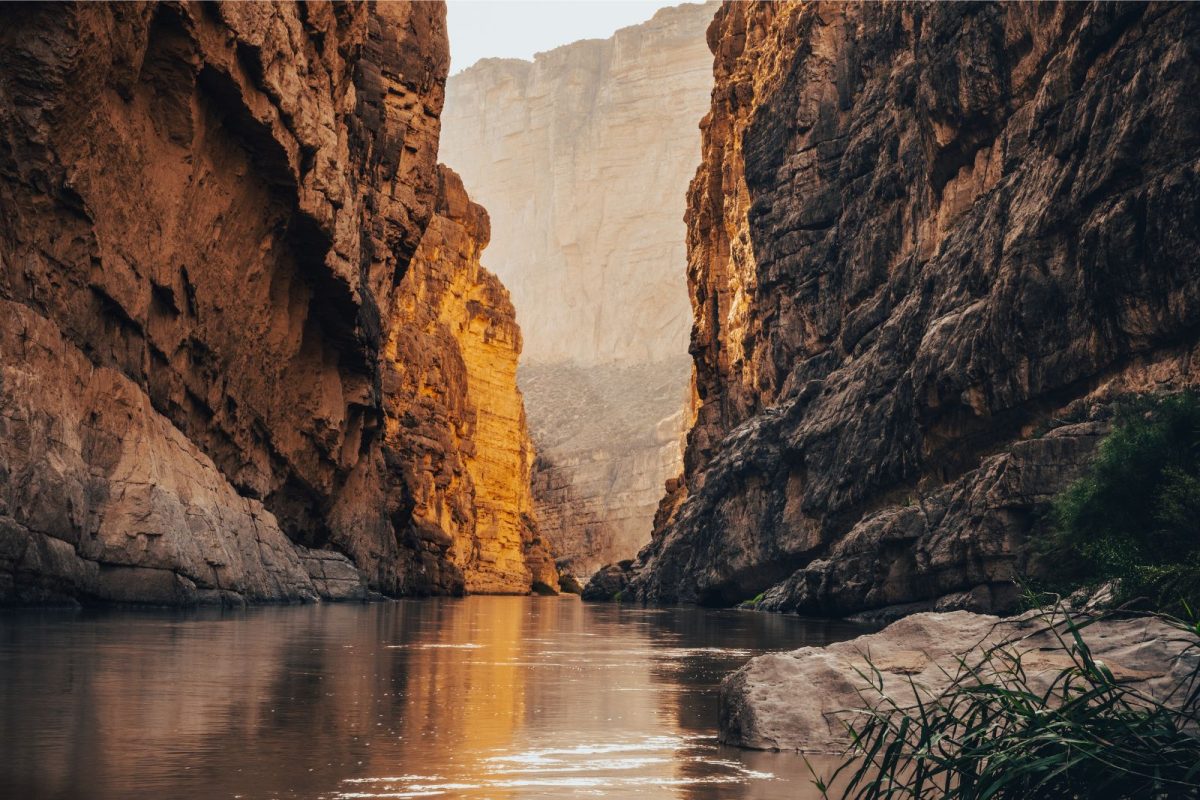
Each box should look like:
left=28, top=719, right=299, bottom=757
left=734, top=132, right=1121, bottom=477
left=1038, top=391, right=1200, bottom=614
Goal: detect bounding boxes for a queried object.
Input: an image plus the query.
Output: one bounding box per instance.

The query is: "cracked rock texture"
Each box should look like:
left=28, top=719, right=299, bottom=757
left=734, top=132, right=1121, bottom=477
left=383, top=166, right=557, bottom=595
left=721, top=610, right=1200, bottom=752
left=520, top=360, right=691, bottom=578
left=440, top=3, right=716, bottom=578
left=0, top=2, right=548, bottom=603
left=607, top=2, right=1200, bottom=614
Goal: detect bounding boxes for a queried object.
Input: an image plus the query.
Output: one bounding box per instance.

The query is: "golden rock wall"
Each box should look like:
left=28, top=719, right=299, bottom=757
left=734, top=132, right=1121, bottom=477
left=385, top=166, right=557, bottom=595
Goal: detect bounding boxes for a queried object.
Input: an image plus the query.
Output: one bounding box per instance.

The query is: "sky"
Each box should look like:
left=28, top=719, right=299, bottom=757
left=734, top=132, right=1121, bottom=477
left=447, top=0, right=682, bottom=74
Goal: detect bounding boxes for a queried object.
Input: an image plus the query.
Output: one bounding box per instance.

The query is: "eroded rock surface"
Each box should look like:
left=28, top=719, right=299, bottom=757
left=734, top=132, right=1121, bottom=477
left=0, top=299, right=322, bottom=605
left=721, top=611, right=1200, bottom=752
left=441, top=3, right=716, bottom=578
left=0, top=2, right=549, bottom=603
left=580, top=561, right=634, bottom=603
left=383, top=166, right=557, bottom=595
left=521, top=361, right=691, bottom=578
left=612, top=1, right=1200, bottom=614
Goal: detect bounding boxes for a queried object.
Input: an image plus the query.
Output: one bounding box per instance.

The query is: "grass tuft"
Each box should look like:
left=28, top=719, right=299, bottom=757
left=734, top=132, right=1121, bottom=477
left=810, top=603, right=1200, bottom=799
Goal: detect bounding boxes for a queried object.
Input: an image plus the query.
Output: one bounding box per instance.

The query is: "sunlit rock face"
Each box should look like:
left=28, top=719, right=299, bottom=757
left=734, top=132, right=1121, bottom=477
left=440, top=2, right=717, bottom=578
left=0, top=2, right=548, bottom=603
left=383, top=166, right=557, bottom=595
left=617, top=2, right=1200, bottom=614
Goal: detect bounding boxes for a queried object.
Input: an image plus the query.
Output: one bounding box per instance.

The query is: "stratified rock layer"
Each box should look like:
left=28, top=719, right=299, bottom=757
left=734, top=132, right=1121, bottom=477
left=521, top=361, right=691, bottom=578
left=383, top=166, right=557, bottom=595
left=615, top=2, right=1200, bottom=614
left=441, top=3, right=716, bottom=577
left=0, top=2, right=548, bottom=603
left=442, top=2, right=717, bottom=367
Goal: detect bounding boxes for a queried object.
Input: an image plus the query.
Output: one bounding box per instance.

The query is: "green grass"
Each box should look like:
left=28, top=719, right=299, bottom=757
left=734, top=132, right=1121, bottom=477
left=739, top=591, right=766, bottom=609
left=1034, top=391, right=1200, bottom=615
left=807, top=391, right=1200, bottom=798
left=810, top=605, right=1200, bottom=799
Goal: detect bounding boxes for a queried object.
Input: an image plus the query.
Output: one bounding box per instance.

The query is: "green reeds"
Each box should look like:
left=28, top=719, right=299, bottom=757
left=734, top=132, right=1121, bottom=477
left=811, top=606, right=1200, bottom=799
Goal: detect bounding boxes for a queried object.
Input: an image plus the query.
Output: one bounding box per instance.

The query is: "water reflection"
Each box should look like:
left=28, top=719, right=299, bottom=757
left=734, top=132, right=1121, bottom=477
left=0, top=597, right=871, bottom=799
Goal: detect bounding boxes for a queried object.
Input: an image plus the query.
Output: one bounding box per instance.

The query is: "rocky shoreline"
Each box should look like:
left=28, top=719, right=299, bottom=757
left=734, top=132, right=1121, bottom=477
left=719, top=609, right=1200, bottom=753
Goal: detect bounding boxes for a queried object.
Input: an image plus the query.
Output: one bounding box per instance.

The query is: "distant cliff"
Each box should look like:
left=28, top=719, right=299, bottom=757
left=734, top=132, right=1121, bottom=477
left=440, top=2, right=716, bottom=577
left=0, top=2, right=550, bottom=604
left=613, top=1, right=1200, bottom=614
left=521, top=360, right=691, bottom=578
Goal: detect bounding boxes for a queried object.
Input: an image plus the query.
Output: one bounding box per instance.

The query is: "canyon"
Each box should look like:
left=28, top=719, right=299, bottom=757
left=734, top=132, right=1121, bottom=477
left=1, top=2, right=1200, bottom=796
left=440, top=2, right=717, bottom=579
left=600, top=1, right=1200, bottom=617
left=2, top=0, right=1197, bottom=628
left=0, top=1, right=552, bottom=604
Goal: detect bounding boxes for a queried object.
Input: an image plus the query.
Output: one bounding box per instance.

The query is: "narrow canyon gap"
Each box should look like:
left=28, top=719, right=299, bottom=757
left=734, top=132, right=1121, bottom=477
left=441, top=2, right=718, bottom=580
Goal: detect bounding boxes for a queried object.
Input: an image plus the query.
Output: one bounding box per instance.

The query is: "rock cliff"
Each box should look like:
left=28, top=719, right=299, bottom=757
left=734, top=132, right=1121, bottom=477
left=0, top=1, right=550, bottom=604
left=612, top=2, right=1200, bottom=614
left=383, top=166, right=557, bottom=595
left=440, top=3, right=716, bottom=577
left=521, top=360, right=691, bottom=578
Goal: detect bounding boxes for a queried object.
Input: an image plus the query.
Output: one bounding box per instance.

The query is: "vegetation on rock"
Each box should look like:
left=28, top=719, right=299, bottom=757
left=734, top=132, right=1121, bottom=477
left=1037, top=392, right=1200, bottom=615
left=814, top=607, right=1200, bottom=800
left=811, top=394, right=1200, bottom=798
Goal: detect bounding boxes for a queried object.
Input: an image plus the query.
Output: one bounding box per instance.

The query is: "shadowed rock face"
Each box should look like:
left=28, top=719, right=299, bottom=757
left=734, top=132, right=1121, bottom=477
left=608, top=2, right=1200, bottom=614
left=0, top=2, right=549, bottom=603
left=440, top=3, right=717, bottom=578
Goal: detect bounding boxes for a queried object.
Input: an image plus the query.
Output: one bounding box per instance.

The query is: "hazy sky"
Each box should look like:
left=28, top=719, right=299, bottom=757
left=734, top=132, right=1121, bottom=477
left=447, top=0, right=682, bottom=74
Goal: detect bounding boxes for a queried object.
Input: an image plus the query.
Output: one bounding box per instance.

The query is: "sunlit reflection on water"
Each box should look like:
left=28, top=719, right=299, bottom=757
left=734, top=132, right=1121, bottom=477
left=331, top=734, right=775, bottom=798
left=0, top=597, right=872, bottom=799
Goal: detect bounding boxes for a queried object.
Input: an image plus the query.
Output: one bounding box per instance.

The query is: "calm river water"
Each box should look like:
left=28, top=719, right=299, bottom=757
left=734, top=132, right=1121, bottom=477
left=0, top=597, right=873, bottom=800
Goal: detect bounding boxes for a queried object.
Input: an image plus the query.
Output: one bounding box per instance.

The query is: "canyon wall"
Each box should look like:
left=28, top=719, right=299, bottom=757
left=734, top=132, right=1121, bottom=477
left=609, top=2, right=1200, bottom=614
left=520, top=360, right=691, bottom=578
left=440, top=2, right=716, bottom=578
left=383, top=166, right=557, bottom=595
left=0, top=1, right=550, bottom=604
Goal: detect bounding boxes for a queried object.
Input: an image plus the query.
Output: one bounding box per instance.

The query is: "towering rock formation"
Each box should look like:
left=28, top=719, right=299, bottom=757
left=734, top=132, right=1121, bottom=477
left=611, top=2, right=1200, bottom=614
left=440, top=2, right=716, bottom=578
left=0, top=1, right=551, bottom=604
left=384, top=166, right=557, bottom=595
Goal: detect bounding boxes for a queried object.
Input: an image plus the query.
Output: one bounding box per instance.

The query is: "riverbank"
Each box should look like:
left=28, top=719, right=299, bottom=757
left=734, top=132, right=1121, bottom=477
left=720, top=609, right=1200, bottom=753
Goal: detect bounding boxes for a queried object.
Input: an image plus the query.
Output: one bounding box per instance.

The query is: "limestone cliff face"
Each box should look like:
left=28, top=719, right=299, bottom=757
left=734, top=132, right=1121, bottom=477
left=616, top=2, right=1200, bottom=614
left=0, top=2, right=547, bottom=604
left=521, top=361, right=691, bottom=578
left=440, top=2, right=716, bottom=577
left=384, top=166, right=557, bottom=595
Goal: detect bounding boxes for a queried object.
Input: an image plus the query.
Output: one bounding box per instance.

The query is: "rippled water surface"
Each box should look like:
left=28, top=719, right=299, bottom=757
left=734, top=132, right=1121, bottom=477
left=0, top=597, right=873, bottom=799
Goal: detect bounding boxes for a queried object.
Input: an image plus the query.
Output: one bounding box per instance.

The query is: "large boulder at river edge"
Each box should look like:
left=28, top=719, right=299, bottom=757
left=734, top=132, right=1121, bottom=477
left=720, top=610, right=1200, bottom=752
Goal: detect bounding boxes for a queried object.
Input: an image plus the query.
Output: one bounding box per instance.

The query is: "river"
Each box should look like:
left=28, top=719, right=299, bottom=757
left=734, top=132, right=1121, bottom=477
left=0, top=596, right=874, bottom=799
